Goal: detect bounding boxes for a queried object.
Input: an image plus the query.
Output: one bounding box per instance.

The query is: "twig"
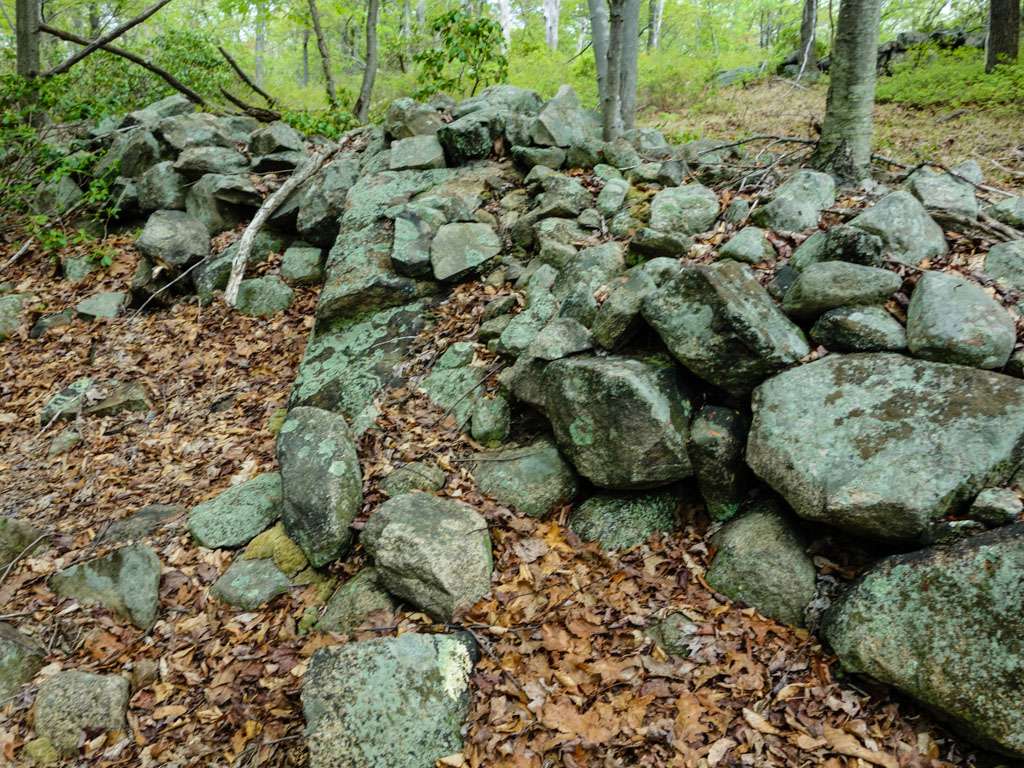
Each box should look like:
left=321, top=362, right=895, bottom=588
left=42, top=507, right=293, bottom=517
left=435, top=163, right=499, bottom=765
left=218, top=45, right=278, bottom=108
left=0, top=534, right=49, bottom=590
left=1, top=238, right=34, bottom=275
left=696, top=135, right=815, bottom=157
left=224, top=148, right=338, bottom=305
left=40, top=24, right=205, bottom=105
left=131, top=255, right=216, bottom=316
left=219, top=87, right=281, bottom=122
left=45, top=0, right=176, bottom=76
left=930, top=209, right=1023, bottom=242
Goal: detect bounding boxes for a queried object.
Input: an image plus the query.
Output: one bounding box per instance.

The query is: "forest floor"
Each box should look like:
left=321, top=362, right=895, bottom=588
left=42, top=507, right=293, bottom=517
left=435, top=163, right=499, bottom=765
left=651, top=78, right=1024, bottom=191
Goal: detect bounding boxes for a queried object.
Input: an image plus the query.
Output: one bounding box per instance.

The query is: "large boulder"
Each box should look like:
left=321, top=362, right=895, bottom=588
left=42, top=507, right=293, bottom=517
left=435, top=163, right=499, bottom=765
left=173, top=145, right=248, bottom=178
left=531, top=85, right=592, bottom=148
left=782, top=261, right=902, bottom=319
left=706, top=498, right=816, bottom=626
left=642, top=260, right=810, bottom=396
left=848, top=191, right=948, bottom=266
left=649, top=184, right=720, bottom=236
left=136, top=210, right=209, bottom=268
left=33, top=671, right=129, bottom=755
left=156, top=113, right=234, bottom=151
left=907, top=166, right=979, bottom=218
left=303, top=633, right=474, bottom=768
left=49, top=544, right=161, bottom=630
left=747, top=354, right=1024, bottom=541
left=824, top=525, right=1024, bottom=759
left=542, top=355, right=692, bottom=489
left=471, top=438, right=578, bottom=518
left=752, top=169, right=836, bottom=231
left=907, top=270, right=1015, bottom=370
left=277, top=407, right=362, bottom=568
left=0, top=623, right=44, bottom=699
left=362, top=492, right=492, bottom=621
left=188, top=472, right=282, bottom=549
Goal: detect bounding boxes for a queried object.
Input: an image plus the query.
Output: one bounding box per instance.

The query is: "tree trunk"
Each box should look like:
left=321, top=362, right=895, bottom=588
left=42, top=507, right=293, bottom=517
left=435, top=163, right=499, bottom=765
left=308, top=0, right=337, bottom=108
left=647, top=0, right=662, bottom=50
left=16, top=0, right=41, bottom=77
left=986, top=0, right=1021, bottom=72
left=543, top=0, right=561, bottom=50
left=497, top=0, right=512, bottom=45
left=354, top=0, right=379, bottom=123
left=603, top=0, right=626, bottom=140
left=254, top=0, right=267, bottom=86
left=619, top=0, right=640, bottom=130
left=811, top=0, right=881, bottom=181
left=302, top=28, right=310, bottom=86
left=798, top=0, right=817, bottom=77
left=417, top=0, right=426, bottom=29
left=588, top=0, right=610, bottom=108
left=401, top=0, right=412, bottom=38
left=88, top=2, right=100, bottom=37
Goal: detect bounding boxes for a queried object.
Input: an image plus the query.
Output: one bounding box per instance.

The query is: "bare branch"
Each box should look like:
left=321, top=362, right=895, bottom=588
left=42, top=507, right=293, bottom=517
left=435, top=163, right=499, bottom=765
left=44, top=0, right=175, bottom=77
left=218, top=87, right=281, bottom=122
left=218, top=45, right=278, bottom=108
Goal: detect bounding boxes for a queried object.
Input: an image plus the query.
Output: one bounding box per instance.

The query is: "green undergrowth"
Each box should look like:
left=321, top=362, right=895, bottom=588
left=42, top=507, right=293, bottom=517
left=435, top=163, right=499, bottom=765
left=878, top=45, right=1024, bottom=108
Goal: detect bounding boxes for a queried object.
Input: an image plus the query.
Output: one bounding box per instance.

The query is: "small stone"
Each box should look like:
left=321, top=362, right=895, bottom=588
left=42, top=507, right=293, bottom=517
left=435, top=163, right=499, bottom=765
left=188, top=473, right=282, bottom=549
left=969, top=488, right=1022, bottom=527
left=130, top=659, right=159, bottom=691
left=597, top=178, right=629, bottom=217
left=646, top=612, right=699, bottom=657
left=61, top=255, right=96, bottom=283
left=983, top=239, right=1024, bottom=294
left=0, top=622, right=44, bottom=699
left=76, top=291, right=128, bottom=319
left=723, top=198, right=750, bottom=225
left=526, top=317, right=593, bottom=361
left=173, top=145, right=248, bottom=177
left=138, top=162, right=186, bottom=211
left=211, top=557, right=291, bottom=609
left=569, top=490, right=681, bottom=550
left=472, top=438, right=578, bottom=518
left=470, top=395, right=511, bottom=446
left=362, top=492, right=492, bottom=621
left=318, top=568, right=397, bottom=634
left=431, top=223, right=501, bottom=282
left=380, top=462, right=446, bottom=496
left=907, top=270, right=1015, bottom=369
left=629, top=228, right=692, bottom=259
left=85, top=381, right=149, bottom=417
left=38, top=377, right=93, bottom=425
left=753, top=169, right=836, bottom=231
left=33, top=671, right=129, bottom=755
left=649, top=184, right=720, bottom=236
left=822, top=224, right=884, bottom=266
left=689, top=406, right=750, bottom=522
left=249, top=121, right=304, bottom=155
left=30, top=309, right=74, bottom=339
left=783, top=261, right=902, bottom=320
left=389, top=135, right=446, bottom=171
left=511, top=145, right=565, bottom=170
left=47, top=427, right=81, bottom=457
left=988, top=197, right=1024, bottom=228
left=810, top=306, right=907, bottom=352
left=591, top=268, right=655, bottom=350
left=100, top=504, right=184, bottom=544
left=235, top=276, right=294, bottom=317
left=49, top=544, right=161, bottom=629
left=280, top=245, right=323, bottom=285
left=718, top=226, right=775, bottom=264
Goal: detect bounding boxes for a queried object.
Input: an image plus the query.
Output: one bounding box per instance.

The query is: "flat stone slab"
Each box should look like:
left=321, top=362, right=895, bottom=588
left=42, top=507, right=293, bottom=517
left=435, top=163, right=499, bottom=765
left=188, top=472, right=282, bottom=549
left=430, top=223, right=501, bottom=282
left=49, top=544, right=161, bottom=629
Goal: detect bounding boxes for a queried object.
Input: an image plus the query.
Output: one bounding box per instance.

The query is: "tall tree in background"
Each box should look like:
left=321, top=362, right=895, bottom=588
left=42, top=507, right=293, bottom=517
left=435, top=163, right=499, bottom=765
left=544, top=0, right=561, bottom=49
left=497, top=0, right=512, bottom=45
left=602, top=0, right=625, bottom=139
left=307, top=0, right=337, bottom=107
left=16, top=0, right=40, bottom=76
left=797, top=0, right=816, bottom=78
left=811, top=0, right=881, bottom=181
left=253, top=0, right=268, bottom=85
left=354, top=0, right=380, bottom=122
left=592, top=0, right=639, bottom=139
left=588, top=0, right=609, bottom=105
left=986, top=0, right=1021, bottom=72
left=647, top=0, right=663, bottom=50
left=619, top=0, right=639, bottom=129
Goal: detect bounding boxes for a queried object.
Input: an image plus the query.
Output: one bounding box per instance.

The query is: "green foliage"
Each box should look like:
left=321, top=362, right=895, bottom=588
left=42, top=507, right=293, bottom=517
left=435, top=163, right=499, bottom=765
left=282, top=106, right=359, bottom=140
left=413, top=9, right=508, bottom=99
left=877, top=46, right=1024, bottom=108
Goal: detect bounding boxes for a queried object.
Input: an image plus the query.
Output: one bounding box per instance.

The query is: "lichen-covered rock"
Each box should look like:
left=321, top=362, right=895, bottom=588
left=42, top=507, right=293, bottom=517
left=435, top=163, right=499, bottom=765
left=49, top=544, right=161, bottom=629
left=136, top=209, right=209, bottom=268
left=280, top=245, right=323, bottom=285
left=907, top=270, right=1015, bottom=370
left=156, top=113, right=234, bottom=151
left=235, top=276, right=294, bottom=317
left=421, top=342, right=487, bottom=424
left=527, top=317, right=593, bottom=361
left=249, top=121, right=304, bottom=156
left=137, top=161, right=186, bottom=211
left=173, top=145, right=248, bottom=177
left=384, top=97, right=445, bottom=139
left=470, top=395, right=511, bottom=446
left=907, top=166, right=978, bottom=218
left=33, top=671, right=129, bottom=755
left=189, top=472, right=282, bottom=549
left=782, top=261, right=902, bottom=320
left=592, top=268, right=655, bottom=350
left=38, top=377, right=93, bottom=425
left=472, top=438, right=578, bottom=518
left=211, top=556, right=291, bottom=609
left=437, top=109, right=502, bottom=165
left=185, top=173, right=261, bottom=234
left=649, top=183, right=720, bottom=236
left=430, top=222, right=501, bottom=282
left=752, top=169, right=836, bottom=231
left=302, top=633, right=473, bottom=768
left=243, top=522, right=308, bottom=576
left=848, top=191, right=948, bottom=266
left=810, top=306, right=907, bottom=352
left=76, top=291, right=128, bottom=319
left=543, top=355, right=692, bottom=489
left=380, top=462, right=446, bottom=496
left=0, top=517, right=45, bottom=569
left=511, top=145, right=565, bottom=170
left=987, top=196, right=1024, bottom=228
left=0, top=623, right=44, bottom=699
left=689, top=406, right=749, bottom=522
left=391, top=204, right=446, bottom=277
left=718, top=226, right=775, bottom=264
left=747, top=354, right=1024, bottom=540
left=389, top=135, right=446, bottom=171
left=823, top=526, right=1024, bottom=759
left=970, top=487, right=1022, bottom=526
left=569, top=490, right=681, bottom=550
left=277, top=407, right=362, bottom=568
left=642, top=260, right=810, bottom=396
left=318, top=568, right=397, bottom=634
left=296, top=157, right=360, bottom=246
left=362, top=492, right=492, bottom=621
left=530, top=85, right=593, bottom=148
left=0, top=294, right=26, bottom=340
left=706, top=499, right=816, bottom=626
left=983, top=239, right=1024, bottom=294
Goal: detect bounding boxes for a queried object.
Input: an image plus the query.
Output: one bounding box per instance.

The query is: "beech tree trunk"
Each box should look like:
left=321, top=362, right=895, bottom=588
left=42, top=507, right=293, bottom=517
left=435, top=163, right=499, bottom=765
left=798, top=0, right=817, bottom=77
left=497, top=0, right=512, bottom=45
left=308, top=0, right=337, bottom=108
left=301, top=28, right=310, bottom=86
left=254, top=0, right=268, bottom=86
left=353, top=0, right=379, bottom=123
left=647, top=0, right=662, bottom=50
left=602, top=0, right=625, bottom=140
left=986, top=0, right=1021, bottom=72
left=543, top=0, right=560, bottom=49
left=16, top=0, right=41, bottom=77
left=588, top=0, right=610, bottom=108
left=619, top=0, right=640, bottom=130
left=811, top=0, right=881, bottom=182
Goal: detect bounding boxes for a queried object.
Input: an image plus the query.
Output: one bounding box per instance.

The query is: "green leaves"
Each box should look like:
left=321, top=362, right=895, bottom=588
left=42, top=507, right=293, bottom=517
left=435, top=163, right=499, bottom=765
left=413, top=9, right=508, bottom=100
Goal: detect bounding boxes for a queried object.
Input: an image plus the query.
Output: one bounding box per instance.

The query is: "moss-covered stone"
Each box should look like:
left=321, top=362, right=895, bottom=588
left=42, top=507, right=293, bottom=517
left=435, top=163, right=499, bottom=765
left=0, top=623, right=44, bottom=699
left=380, top=462, right=446, bottom=496
left=244, top=522, right=308, bottom=576
left=823, top=525, right=1024, bottom=759
left=752, top=169, right=835, bottom=232
left=470, top=395, right=511, bottom=446
left=211, top=556, right=291, bottom=609
left=689, top=406, right=750, bottom=522
left=809, top=306, right=907, bottom=352
left=472, top=438, right=578, bottom=518
left=569, top=489, right=681, bottom=550
left=49, top=544, right=161, bottom=629
left=235, top=276, right=294, bottom=317
left=188, top=472, right=282, bottom=549
left=33, top=671, right=129, bottom=755
left=318, top=568, right=397, bottom=634
left=849, top=191, right=948, bottom=266
left=783, top=261, right=902, bottom=320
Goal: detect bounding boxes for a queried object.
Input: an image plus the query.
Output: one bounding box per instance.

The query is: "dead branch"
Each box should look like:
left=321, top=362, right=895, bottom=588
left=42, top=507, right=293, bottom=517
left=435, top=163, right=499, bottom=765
left=218, top=45, right=278, bottom=108
left=696, top=134, right=816, bottom=157
left=224, top=148, right=339, bottom=306
left=39, top=24, right=205, bottom=105
left=930, top=209, right=1023, bottom=242
left=219, top=87, right=281, bottom=122
left=45, top=0, right=176, bottom=77
left=1, top=238, right=34, bottom=276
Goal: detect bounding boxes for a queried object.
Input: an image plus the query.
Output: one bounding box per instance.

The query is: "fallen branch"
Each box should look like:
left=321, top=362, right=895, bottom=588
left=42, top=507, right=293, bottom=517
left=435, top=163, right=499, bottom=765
left=218, top=45, right=278, bottom=108
left=930, top=209, right=1023, bottom=242
left=40, top=24, right=205, bottom=105
left=45, top=0, right=175, bottom=77
left=1, top=238, right=34, bottom=275
left=224, top=148, right=339, bottom=305
left=696, top=134, right=815, bottom=157
left=219, top=87, right=281, bottom=122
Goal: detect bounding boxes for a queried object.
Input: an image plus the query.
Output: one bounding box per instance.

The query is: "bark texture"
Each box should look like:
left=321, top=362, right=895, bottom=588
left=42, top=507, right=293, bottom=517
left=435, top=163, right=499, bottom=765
left=811, top=0, right=881, bottom=182
left=619, top=0, right=640, bottom=130
left=602, top=0, right=626, bottom=140
left=16, top=0, right=41, bottom=77
left=798, top=0, right=817, bottom=77
left=647, top=0, right=663, bottom=50
left=354, top=0, right=380, bottom=123
left=544, top=0, right=561, bottom=50
left=588, top=0, right=610, bottom=107
left=986, top=0, right=1021, bottom=73
left=308, top=0, right=337, bottom=108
